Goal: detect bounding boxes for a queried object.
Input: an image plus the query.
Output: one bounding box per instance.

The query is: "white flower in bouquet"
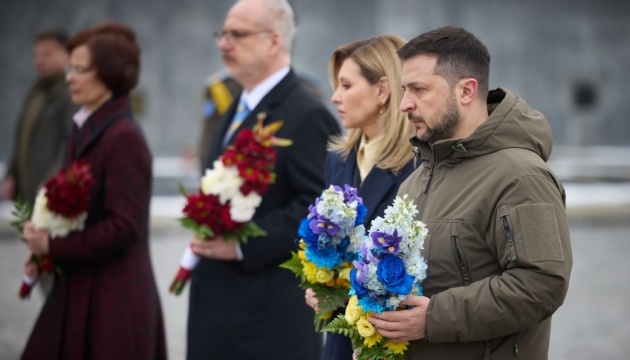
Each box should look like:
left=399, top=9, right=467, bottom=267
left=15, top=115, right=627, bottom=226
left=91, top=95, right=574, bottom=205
left=31, top=189, right=88, bottom=239
left=229, top=192, right=263, bottom=222
left=201, top=160, right=244, bottom=203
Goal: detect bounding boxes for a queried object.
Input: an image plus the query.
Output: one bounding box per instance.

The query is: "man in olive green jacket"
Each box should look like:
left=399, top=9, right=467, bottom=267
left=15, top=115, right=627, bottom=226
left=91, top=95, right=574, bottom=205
left=3, top=30, right=75, bottom=204
left=368, top=27, right=572, bottom=360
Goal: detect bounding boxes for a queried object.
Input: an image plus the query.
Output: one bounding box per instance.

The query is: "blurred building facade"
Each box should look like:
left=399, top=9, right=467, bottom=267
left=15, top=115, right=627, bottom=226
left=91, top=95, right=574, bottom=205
left=1, top=0, right=629, bottom=161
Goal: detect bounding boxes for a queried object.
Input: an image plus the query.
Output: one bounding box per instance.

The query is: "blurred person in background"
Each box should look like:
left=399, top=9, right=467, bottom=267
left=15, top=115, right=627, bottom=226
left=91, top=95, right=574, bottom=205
left=186, top=0, right=341, bottom=359
left=304, top=34, right=418, bottom=360
left=21, top=22, right=167, bottom=360
left=197, top=69, right=241, bottom=173
left=3, top=29, right=76, bottom=205
left=3, top=29, right=76, bottom=297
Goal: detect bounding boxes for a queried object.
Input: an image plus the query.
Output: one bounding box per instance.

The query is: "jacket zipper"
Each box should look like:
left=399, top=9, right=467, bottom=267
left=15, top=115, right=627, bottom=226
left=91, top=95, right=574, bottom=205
left=483, top=340, right=492, bottom=360
left=452, top=236, right=472, bottom=286
left=417, top=157, right=435, bottom=219
left=500, top=215, right=521, bottom=266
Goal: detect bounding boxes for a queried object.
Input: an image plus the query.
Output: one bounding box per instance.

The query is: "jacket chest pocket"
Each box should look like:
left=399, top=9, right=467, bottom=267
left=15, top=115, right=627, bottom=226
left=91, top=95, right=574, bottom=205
left=421, top=222, right=479, bottom=295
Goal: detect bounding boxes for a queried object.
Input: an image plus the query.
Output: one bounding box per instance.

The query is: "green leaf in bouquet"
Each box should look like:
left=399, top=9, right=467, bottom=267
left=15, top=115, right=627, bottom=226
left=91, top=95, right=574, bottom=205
left=308, top=283, right=349, bottom=314
left=179, top=217, right=215, bottom=240
left=279, top=251, right=303, bottom=276
left=10, top=195, right=33, bottom=239
left=358, top=345, right=405, bottom=360
left=224, top=221, right=267, bottom=244
left=323, top=314, right=356, bottom=337
left=178, top=181, right=189, bottom=197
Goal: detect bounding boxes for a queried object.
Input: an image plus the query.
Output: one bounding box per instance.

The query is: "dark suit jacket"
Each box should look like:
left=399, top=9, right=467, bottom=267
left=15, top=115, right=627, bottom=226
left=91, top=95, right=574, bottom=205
left=322, top=150, right=417, bottom=360
left=187, top=69, right=341, bottom=360
left=21, top=97, right=167, bottom=360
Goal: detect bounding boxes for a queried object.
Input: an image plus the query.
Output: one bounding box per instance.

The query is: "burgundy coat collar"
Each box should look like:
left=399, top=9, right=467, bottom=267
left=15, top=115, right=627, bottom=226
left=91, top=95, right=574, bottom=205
left=66, top=97, right=132, bottom=164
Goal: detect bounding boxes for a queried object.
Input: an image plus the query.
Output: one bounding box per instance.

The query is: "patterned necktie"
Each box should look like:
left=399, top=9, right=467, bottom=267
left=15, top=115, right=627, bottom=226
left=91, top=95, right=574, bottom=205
left=222, top=97, right=250, bottom=147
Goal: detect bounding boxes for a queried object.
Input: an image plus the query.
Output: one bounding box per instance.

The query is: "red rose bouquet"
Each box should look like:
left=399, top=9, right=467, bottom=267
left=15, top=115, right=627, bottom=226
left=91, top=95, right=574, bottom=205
left=12, top=161, right=94, bottom=299
left=169, top=113, right=291, bottom=295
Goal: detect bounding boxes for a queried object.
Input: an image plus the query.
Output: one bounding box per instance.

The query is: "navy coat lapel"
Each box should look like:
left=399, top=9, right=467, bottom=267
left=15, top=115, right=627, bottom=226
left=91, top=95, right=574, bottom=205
left=359, top=166, right=395, bottom=225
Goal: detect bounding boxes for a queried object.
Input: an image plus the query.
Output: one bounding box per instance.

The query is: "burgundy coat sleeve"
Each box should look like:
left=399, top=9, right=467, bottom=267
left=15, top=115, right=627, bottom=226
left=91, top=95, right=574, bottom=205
left=49, top=120, right=152, bottom=263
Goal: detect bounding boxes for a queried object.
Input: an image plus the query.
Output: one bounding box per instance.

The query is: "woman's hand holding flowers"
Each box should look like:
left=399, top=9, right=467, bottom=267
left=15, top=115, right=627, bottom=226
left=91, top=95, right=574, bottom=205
left=24, top=221, right=50, bottom=256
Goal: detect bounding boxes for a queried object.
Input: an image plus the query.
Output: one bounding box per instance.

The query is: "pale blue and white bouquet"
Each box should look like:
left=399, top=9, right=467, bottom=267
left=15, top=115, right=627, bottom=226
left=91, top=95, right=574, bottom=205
left=325, top=195, right=428, bottom=359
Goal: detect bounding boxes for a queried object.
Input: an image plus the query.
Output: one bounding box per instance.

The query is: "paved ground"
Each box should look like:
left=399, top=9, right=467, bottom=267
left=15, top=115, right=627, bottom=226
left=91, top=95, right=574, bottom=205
left=0, top=182, right=629, bottom=359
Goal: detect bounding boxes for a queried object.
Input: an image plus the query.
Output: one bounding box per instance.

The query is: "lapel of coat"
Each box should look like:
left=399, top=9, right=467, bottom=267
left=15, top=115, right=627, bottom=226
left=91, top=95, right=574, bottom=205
left=359, top=165, right=396, bottom=225
left=69, top=97, right=131, bottom=163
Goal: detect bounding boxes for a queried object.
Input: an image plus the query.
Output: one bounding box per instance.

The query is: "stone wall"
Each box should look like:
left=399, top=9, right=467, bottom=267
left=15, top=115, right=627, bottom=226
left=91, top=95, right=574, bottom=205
left=1, top=0, right=628, bottom=164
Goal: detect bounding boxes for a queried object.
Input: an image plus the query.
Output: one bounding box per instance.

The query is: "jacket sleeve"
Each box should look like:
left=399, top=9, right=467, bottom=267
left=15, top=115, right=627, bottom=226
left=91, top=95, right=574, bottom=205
left=240, top=106, right=340, bottom=271
left=426, top=174, right=572, bottom=342
left=49, top=124, right=152, bottom=264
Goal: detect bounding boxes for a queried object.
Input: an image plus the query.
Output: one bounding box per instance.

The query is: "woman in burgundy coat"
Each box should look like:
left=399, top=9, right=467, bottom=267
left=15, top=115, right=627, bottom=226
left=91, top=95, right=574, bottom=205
left=21, top=22, right=167, bottom=360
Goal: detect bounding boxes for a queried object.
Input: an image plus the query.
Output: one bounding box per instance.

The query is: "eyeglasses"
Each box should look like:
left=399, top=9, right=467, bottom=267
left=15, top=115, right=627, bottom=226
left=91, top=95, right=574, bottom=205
left=65, top=65, right=93, bottom=76
left=213, top=29, right=273, bottom=43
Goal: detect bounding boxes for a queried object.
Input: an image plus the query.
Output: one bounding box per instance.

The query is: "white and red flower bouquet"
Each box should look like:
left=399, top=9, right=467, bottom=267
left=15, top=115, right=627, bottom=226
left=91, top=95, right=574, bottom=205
left=11, top=161, right=94, bottom=299
left=169, top=114, right=291, bottom=295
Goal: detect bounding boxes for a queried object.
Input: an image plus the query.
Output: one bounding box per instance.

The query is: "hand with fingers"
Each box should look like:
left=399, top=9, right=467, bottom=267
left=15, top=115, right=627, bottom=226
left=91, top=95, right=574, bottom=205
left=23, top=221, right=50, bottom=256
left=304, top=288, right=322, bottom=312
left=367, top=294, right=430, bottom=343
left=190, top=235, right=239, bottom=260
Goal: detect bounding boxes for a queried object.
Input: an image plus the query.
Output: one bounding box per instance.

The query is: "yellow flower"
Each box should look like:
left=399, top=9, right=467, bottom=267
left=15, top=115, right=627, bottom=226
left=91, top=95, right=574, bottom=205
left=363, top=332, right=383, bottom=348
left=298, top=240, right=307, bottom=249
left=302, top=261, right=318, bottom=283
left=316, top=269, right=335, bottom=283
left=298, top=250, right=306, bottom=260
left=338, top=267, right=352, bottom=281
left=335, top=278, right=349, bottom=288
left=356, top=317, right=376, bottom=337
left=345, top=305, right=361, bottom=325
left=348, top=295, right=359, bottom=308
left=384, top=341, right=409, bottom=354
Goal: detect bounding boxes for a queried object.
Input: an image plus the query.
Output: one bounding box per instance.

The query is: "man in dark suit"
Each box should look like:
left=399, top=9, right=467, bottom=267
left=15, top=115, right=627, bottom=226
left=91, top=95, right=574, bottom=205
left=186, top=0, right=341, bottom=359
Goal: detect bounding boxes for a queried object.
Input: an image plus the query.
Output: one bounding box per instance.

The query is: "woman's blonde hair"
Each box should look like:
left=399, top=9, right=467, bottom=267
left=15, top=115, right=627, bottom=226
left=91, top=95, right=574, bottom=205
left=327, top=35, right=415, bottom=174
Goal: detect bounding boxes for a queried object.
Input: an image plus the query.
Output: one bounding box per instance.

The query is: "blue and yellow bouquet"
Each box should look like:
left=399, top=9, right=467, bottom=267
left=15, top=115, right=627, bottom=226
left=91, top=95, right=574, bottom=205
left=324, top=195, right=428, bottom=360
left=281, top=184, right=367, bottom=329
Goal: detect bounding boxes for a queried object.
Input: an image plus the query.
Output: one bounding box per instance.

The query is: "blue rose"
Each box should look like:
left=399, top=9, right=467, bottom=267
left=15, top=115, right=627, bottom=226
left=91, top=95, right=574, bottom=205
left=355, top=203, right=367, bottom=226
left=298, top=218, right=318, bottom=247
left=376, top=255, right=415, bottom=295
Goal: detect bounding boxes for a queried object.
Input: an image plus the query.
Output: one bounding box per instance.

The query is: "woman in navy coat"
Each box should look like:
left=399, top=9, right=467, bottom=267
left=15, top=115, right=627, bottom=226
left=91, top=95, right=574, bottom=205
left=21, top=23, right=167, bottom=360
left=305, top=35, right=419, bottom=360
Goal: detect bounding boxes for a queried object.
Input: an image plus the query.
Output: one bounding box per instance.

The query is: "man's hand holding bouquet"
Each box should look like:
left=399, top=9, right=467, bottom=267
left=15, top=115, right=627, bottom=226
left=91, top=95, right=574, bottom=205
left=169, top=114, right=291, bottom=295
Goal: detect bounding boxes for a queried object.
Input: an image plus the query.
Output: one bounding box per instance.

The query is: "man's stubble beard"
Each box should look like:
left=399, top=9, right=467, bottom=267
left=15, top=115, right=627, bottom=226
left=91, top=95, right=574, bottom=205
left=420, top=93, right=460, bottom=144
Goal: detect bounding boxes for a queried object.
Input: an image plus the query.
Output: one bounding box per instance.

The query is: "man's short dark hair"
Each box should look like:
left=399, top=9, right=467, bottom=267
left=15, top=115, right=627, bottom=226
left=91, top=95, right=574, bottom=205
left=35, top=29, right=69, bottom=47
left=398, top=26, right=491, bottom=100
